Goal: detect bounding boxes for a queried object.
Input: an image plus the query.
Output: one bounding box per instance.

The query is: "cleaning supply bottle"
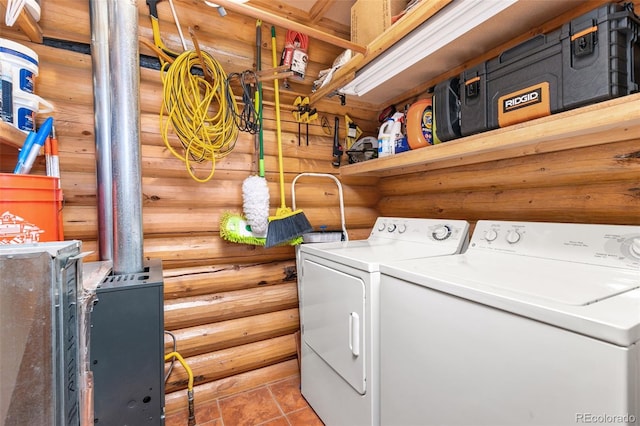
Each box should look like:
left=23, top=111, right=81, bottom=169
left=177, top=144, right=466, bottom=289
left=377, top=118, right=395, bottom=157
left=390, top=111, right=409, bottom=154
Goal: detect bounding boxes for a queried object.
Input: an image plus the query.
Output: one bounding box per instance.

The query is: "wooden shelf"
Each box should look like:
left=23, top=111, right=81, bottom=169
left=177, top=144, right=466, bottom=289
left=0, top=120, right=28, bottom=152
left=310, top=0, right=451, bottom=105
left=312, top=0, right=612, bottom=107
left=339, top=93, right=640, bottom=177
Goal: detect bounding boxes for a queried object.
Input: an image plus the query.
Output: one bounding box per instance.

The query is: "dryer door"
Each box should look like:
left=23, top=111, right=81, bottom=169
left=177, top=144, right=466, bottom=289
left=301, top=259, right=366, bottom=395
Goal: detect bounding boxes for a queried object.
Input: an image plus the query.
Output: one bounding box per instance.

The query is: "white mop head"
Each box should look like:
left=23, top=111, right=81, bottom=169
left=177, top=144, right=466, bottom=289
left=242, top=175, right=270, bottom=236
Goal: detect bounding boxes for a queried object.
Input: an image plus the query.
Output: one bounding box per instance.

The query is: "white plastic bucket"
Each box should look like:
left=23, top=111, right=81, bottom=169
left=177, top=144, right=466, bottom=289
left=13, top=92, right=53, bottom=133
left=0, top=38, right=39, bottom=126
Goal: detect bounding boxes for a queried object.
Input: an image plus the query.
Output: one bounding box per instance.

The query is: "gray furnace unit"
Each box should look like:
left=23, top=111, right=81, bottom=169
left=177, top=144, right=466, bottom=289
left=90, top=258, right=165, bottom=425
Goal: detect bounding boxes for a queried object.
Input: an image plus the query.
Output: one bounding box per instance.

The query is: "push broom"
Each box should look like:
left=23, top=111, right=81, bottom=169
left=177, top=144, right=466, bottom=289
left=265, top=26, right=313, bottom=248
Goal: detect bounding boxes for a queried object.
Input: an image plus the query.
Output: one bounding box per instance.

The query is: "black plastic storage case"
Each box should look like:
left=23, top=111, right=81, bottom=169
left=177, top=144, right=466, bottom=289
left=459, top=2, right=639, bottom=137
left=433, top=77, right=462, bottom=142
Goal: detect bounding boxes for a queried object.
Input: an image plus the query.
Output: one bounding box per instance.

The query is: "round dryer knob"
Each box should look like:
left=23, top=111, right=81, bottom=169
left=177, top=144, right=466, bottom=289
left=432, top=225, right=451, bottom=241
left=506, top=230, right=521, bottom=244
left=629, top=237, right=640, bottom=259
left=484, top=229, right=498, bottom=242
left=377, top=222, right=386, bottom=231
left=398, top=224, right=407, bottom=233
left=387, top=224, right=397, bottom=233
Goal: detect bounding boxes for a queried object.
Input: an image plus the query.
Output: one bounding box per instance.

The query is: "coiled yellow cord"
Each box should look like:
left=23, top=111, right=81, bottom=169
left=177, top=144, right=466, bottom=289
left=160, top=50, right=239, bottom=183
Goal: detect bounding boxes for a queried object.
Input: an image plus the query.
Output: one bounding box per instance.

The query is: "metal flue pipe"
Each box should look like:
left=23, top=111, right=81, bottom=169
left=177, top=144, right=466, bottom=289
left=106, top=0, right=144, bottom=274
left=89, top=0, right=114, bottom=262
left=89, top=0, right=144, bottom=273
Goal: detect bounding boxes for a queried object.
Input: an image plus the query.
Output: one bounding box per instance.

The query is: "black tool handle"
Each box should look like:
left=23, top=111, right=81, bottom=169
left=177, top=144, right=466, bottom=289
left=146, top=0, right=161, bottom=18
left=332, top=117, right=343, bottom=168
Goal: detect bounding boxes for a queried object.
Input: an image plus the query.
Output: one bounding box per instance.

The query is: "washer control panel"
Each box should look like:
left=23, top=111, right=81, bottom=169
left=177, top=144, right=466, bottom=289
left=471, top=220, right=640, bottom=268
left=371, top=217, right=469, bottom=245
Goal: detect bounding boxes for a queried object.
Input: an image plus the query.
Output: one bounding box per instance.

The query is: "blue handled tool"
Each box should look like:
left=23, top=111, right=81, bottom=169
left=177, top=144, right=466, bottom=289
left=14, top=116, right=53, bottom=174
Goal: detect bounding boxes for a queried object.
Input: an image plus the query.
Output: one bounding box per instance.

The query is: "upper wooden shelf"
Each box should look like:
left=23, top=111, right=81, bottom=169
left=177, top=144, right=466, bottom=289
left=339, top=93, right=640, bottom=177
left=311, top=0, right=613, bottom=107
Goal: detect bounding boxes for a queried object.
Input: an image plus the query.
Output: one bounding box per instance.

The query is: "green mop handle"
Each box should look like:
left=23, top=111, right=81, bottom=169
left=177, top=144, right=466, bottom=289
left=257, top=20, right=265, bottom=178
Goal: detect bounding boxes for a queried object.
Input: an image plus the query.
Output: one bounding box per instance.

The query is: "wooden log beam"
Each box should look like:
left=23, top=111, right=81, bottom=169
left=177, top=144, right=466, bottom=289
left=164, top=334, right=297, bottom=393
left=377, top=182, right=640, bottom=226
left=379, top=139, right=640, bottom=195
left=61, top=206, right=377, bottom=238
left=164, top=309, right=299, bottom=357
left=212, top=0, right=366, bottom=54
left=59, top=231, right=361, bottom=269
left=62, top=172, right=380, bottom=209
left=308, top=0, right=335, bottom=23
left=163, top=261, right=297, bottom=299
left=164, top=283, right=298, bottom=330
left=144, top=235, right=296, bottom=269
left=164, top=359, right=299, bottom=415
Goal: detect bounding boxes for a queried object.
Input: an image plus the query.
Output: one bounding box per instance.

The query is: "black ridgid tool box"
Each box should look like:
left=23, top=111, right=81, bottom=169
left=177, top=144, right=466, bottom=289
left=459, top=2, right=640, bottom=138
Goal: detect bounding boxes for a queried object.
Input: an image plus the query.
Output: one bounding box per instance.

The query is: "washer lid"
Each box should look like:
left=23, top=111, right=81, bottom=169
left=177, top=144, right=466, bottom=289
left=420, top=254, right=639, bottom=306
left=380, top=253, right=640, bottom=346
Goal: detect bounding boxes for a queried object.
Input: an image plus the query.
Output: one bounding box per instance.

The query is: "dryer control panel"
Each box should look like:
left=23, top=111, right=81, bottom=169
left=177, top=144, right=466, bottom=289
left=471, top=220, right=640, bottom=269
left=370, top=217, right=469, bottom=245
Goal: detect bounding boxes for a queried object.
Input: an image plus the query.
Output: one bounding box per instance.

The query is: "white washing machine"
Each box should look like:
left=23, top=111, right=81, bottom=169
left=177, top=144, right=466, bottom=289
left=379, top=220, right=640, bottom=426
left=297, top=217, right=469, bottom=426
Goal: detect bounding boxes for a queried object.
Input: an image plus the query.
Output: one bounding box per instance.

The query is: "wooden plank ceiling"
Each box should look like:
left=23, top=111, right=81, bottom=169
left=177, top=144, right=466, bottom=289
left=247, top=0, right=354, bottom=38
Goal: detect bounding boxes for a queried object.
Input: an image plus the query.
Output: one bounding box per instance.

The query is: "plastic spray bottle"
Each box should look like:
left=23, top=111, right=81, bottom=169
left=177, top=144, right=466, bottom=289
left=378, top=112, right=407, bottom=157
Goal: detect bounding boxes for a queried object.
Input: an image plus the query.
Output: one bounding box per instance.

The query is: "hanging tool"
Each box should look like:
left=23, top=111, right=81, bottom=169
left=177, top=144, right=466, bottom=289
left=304, top=107, right=317, bottom=146
left=242, top=19, right=270, bottom=237
left=292, top=96, right=316, bottom=146
left=146, top=0, right=182, bottom=65
left=189, top=27, right=213, bottom=84
left=332, top=116, right=343, bottom=168
left=265, top=26, right=313, bottom=248
left=255, top=20, right=265, bottom=178
left=344, top=114, right=362, bottom=150
left=293, top=96, right=304, bottom=145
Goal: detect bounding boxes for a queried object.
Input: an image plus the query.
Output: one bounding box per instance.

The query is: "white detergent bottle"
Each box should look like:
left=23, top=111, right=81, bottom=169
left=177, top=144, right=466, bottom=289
left=390, top=111, right=408, bottom=153
left=378, top=118, right=395, bottom=157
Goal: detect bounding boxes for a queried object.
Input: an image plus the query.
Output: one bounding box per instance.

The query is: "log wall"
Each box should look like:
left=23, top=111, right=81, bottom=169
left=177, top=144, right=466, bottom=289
left=377, top=139, right=640, bottom=228
left=0, top=0, right=380, bottom=416
left=2, top=0, right=639, bottom=420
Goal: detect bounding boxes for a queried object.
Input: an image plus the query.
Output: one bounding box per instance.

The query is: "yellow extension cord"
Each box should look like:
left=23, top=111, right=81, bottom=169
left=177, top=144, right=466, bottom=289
left=160, top=50, right=239, bottom=183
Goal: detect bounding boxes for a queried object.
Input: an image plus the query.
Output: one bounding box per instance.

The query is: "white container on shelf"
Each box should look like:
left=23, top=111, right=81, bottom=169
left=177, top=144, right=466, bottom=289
left=378, top=119, right=395, bottom=157
left=0, top=38, right=39, bottom=129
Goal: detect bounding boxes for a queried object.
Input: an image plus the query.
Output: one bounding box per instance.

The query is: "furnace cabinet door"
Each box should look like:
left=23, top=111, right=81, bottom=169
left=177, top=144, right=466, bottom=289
left=300, top=259, right=366, bottom=395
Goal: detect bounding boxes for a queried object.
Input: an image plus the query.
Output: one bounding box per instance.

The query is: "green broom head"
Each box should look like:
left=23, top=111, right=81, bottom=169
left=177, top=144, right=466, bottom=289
left=265, top=207, right=313, bottom=248
left=220, top=212, right=303, bottom=246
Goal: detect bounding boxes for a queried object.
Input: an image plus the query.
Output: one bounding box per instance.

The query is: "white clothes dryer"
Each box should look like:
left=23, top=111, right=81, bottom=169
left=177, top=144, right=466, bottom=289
left=297, top=217, right=469, bottom=426
left=379, top=220, right=640, bottom=426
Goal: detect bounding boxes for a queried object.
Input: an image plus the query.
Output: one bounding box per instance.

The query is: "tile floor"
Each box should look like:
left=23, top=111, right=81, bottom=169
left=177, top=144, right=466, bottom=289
left=165, top=375, right=324, bottom=426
